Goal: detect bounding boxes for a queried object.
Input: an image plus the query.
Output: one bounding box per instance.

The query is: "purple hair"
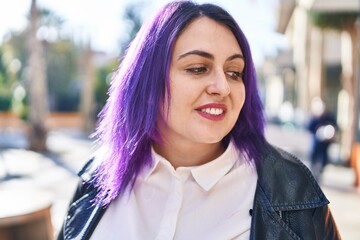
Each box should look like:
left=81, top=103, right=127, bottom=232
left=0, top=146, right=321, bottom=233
left=94, top=1, right=266, bottom=205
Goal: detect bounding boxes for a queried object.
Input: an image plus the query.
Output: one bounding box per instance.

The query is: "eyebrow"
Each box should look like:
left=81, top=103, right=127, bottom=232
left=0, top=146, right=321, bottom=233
left=178, top=50, right=214, bottom=60
left=177, top=50, right=244, bottom=62
left=227, top=54, right=244, bottom=61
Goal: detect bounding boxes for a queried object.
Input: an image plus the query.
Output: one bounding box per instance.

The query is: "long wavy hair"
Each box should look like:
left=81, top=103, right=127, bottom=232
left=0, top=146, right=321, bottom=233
left=93, top=1, right=266, bottom=205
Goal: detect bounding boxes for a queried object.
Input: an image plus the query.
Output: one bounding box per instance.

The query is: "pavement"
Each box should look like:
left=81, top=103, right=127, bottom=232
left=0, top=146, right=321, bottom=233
left=0, top=124, right=359, bottom=239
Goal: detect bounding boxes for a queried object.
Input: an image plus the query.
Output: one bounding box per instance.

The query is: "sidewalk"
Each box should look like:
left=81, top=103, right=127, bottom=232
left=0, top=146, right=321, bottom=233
left=321, top=165, right=360, bottom=240
left=1, top=125, right=359, bottom=239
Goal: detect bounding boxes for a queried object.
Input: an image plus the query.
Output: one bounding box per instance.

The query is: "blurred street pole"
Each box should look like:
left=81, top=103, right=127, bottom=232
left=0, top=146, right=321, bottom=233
left=27, top=0, right=48, bottom=151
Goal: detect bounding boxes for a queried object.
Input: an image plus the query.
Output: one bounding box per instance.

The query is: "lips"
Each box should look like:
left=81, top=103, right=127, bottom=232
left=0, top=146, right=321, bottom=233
left=200, top=108, right=224, bottom=115
left=196, top=103, right=227, bottom=121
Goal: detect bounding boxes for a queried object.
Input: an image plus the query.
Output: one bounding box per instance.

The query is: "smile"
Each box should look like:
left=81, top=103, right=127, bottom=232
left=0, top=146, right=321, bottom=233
left=196, top=103, right=227, bottom=121
left=201, top=108, right=224, bottom=115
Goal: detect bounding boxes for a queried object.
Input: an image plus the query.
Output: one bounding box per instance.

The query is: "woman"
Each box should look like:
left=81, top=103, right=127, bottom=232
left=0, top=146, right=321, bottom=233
left=58, top=1, right=340, bottom=239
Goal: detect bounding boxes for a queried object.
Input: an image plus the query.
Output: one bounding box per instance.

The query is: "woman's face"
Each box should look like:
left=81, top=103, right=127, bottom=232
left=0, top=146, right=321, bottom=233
left=158, top=17, right=245, bottom=147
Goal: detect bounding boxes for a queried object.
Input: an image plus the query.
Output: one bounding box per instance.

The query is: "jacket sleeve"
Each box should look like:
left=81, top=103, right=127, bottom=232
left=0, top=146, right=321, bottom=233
left=313, top=205, right=342, bottom=240
left=56, top=178, right=89, bottom=240
left=56, top=159, right=96, bottom=240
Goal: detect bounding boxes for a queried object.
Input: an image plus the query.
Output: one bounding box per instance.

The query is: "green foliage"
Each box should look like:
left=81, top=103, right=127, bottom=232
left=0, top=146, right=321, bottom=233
left=4, top=32, right=27, bottom=77
left=0, top=46, right=12, bottom=111
left=1, top=5, right=124, bottom=116
left=95, top=59, right=118, bottom=114
left=0, top=93, right=11, bottom=111
left=0, top=48, right=7, bottom=78
left=4, top=33, right=81, bottom=112
left=46, top=39, right=80, bottom=111
left=121, top=2, right=146, bottom=53
left=309, top=11, right=358, bottom=30
left=38, top=8, right=64, bottom=28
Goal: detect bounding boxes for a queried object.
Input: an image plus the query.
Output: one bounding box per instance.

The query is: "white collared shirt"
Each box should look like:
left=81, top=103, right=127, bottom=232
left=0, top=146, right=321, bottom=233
left=91, top=141, right=258, bottom=240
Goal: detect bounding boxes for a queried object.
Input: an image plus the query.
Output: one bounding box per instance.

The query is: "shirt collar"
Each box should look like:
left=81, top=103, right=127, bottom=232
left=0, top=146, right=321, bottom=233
left=143, top=148, right=162, bottom=180
left=144, top=141, right=241, bottom=191
left=190, top=141, right=239, bottom=191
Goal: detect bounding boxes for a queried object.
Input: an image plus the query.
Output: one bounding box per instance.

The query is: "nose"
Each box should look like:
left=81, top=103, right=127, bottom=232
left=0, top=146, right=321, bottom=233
left=206, top=70, right=231, bottom=97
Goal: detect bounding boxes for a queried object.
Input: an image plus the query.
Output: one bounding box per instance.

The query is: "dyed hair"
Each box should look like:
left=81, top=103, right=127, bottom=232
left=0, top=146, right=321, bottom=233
left=94, top=1, right=266, bottom=205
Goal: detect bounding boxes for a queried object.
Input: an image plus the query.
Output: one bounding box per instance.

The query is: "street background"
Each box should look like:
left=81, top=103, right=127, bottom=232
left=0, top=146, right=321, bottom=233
left=1, top=0, right=360, bottom=239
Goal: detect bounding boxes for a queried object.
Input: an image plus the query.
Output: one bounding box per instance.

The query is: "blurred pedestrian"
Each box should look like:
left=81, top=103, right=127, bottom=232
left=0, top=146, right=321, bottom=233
left=308, top=97, right=338, bottom=180
left=57, top=1, right=340, bottom=239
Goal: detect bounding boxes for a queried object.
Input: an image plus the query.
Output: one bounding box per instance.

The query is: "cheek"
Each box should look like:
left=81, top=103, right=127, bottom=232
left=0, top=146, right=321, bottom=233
left=233, top=84, right=246, bottom=111
left=240, top=89, right=246, bottom=108
left=168, top=82, right=194, bottom=109
left=160, top=86, right=184, bottom=122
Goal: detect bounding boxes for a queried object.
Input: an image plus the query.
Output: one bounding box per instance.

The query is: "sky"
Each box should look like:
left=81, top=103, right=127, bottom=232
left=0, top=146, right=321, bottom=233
left=0, top=0, right=287, bottom=65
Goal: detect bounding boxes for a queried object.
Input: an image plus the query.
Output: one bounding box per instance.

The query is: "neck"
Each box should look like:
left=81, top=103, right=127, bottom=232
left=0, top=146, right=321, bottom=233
left=153, top=140, right=225, bottom=169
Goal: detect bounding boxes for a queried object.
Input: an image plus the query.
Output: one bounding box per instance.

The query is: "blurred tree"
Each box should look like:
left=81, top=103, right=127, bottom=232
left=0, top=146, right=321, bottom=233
left=46, top=39, right=79, bottom=112
left=35, top=5, right=80, bottom=112
left=0, top=35, right=28, bottom=123
left=0, top=47, right=6, bottom=75
left=81, top=43, right=95, bottom=133
left=1, top=1, right=147, bottom=139
left=83, top=1, right=145, bottom=125
left=4, top=32, right=28, bottom=78
left=0, top=46, right=11, bottom=111
left=27, top=0, right=48, bottom=151
left=120, top=2, right=146, bottom=53
left=3, top=5, right=80, bottom=113
left=37, top=7, right=64, bottom=28
left=309, top=12, right=358, bottom=30
left=95, top=59, right=118, bottom=113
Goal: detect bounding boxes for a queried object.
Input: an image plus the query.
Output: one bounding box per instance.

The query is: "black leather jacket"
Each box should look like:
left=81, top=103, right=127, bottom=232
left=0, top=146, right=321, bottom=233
left=57, top=145, right=341, bottom=240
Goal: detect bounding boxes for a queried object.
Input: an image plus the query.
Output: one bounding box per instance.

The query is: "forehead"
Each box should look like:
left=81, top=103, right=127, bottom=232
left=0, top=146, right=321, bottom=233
left=173, top=17, right=242, bottom=56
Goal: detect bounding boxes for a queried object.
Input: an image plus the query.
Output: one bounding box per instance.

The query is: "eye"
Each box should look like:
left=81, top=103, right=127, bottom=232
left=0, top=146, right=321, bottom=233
left=185, top=66, right=208, bottom=75
left=226, top=71, right=243, bottom=81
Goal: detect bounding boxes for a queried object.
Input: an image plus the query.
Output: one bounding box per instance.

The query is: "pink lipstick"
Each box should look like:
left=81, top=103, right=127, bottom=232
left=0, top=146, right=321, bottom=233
left=196, top=103, right=227, bottom=121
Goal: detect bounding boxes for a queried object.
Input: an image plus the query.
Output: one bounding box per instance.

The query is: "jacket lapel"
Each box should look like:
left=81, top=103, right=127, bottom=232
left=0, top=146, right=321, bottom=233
left=250, top=185, right=303, bottom=240
left=250, top=145, right=329, bottom=240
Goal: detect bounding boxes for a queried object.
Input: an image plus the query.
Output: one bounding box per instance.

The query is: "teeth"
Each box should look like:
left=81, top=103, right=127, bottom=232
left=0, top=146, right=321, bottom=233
left=201, top=108, right=224, bottom=115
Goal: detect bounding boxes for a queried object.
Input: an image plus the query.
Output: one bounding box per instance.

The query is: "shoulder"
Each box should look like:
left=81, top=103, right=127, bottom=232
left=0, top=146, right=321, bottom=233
left=256, top=144, right=329, bottom=208
left=258, top=144, right=316, bottom=179
left=59, top=157, right=105, bottom=240
left=68, top=148, right=106, bottom=205
left=78, top=147, right=107, bottom=182
left=257, top=144, right=314, bottom=178
left=78, top=157, right=99, bottom=182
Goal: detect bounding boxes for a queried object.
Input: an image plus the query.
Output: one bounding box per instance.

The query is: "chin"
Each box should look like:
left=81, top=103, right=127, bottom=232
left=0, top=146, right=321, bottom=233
left=197, top=135, right=226, bottom=144
left=204, top=131, right=231, bottom=143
